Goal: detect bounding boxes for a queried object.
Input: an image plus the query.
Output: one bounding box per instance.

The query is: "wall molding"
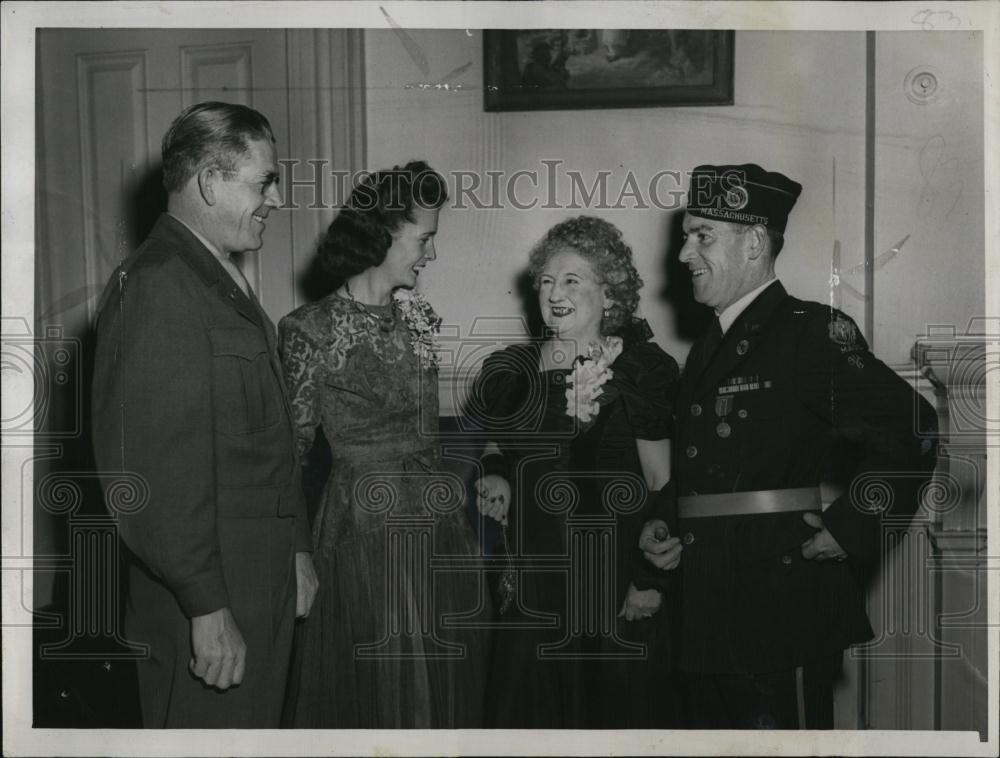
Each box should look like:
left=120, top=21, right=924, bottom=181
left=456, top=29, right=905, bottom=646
left=438, top=366, right=466, bottom=419
left=928, top=527, right=987, bottom=555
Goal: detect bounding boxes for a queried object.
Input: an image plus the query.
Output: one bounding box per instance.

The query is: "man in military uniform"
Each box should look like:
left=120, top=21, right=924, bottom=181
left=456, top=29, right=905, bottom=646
left=640, top=163, right=937, bottom=729
left=92, top=102, right=317, bottom=727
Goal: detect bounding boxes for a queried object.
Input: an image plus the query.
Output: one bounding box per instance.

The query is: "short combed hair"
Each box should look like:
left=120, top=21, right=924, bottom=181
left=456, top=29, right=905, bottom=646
left=161, top=102, right=275, bottom=193
left=528, top=216, right=643, bottom=335
left=319, top=160, right=448, bottom=280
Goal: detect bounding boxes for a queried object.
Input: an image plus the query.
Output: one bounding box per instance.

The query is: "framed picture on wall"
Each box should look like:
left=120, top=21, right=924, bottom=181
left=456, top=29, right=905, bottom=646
left=484, top=29, right=734, bottom=112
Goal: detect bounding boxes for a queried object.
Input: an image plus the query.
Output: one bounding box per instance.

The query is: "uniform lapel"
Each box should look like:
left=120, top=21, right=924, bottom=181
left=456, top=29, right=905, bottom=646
left=151, top=214, right=264, bottom=329
left=226, top=279, right=265, bottom=329
left=689, top=281, right=788, bottom=400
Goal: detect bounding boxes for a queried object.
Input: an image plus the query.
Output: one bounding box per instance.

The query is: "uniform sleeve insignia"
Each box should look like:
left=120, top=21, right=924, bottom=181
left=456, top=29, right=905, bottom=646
left=828, top=316, right=859, bottom=351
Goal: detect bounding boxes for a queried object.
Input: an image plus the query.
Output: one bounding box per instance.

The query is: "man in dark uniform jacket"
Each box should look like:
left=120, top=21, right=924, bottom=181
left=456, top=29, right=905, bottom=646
left=640, top=163, right=937, bottom=729
left=92, top=102, right=317, bottom=727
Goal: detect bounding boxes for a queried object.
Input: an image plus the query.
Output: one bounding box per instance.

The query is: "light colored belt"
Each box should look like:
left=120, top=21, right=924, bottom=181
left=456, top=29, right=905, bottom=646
left=679, top=486, right=822, bottom=519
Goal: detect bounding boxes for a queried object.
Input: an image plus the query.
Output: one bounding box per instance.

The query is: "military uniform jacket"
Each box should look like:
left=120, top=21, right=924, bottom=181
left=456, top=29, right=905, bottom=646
left=668, top=281, right=936, bottom=675
left=92, top=213, right=311, bottom=619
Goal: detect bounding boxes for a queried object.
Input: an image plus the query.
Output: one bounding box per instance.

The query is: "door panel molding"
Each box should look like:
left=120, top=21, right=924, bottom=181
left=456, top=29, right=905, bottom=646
left=180, top=42, right=254, bottom=109
left=179, top=41, right=262, bottom=294
left=76, top=50, right=149, bottom=322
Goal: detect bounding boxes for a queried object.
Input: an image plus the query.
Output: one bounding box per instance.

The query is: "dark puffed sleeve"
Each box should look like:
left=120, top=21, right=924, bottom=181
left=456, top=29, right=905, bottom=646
left=615, top=341, right=680, bottom=441
left=466, top=343, right=538, bottom=435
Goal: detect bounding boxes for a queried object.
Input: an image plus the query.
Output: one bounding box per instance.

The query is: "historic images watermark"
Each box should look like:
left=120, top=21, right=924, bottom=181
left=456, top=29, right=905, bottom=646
left=276, top=159, right=699, bottom=212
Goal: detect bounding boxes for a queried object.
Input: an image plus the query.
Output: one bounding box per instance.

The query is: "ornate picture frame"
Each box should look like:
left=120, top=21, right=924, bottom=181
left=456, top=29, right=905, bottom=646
left=484, top=29, right=735, bottom=112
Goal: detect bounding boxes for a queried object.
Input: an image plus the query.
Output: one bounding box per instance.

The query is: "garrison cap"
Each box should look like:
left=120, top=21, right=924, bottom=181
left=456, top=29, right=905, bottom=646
left=686, top=163, right=802, bottom=233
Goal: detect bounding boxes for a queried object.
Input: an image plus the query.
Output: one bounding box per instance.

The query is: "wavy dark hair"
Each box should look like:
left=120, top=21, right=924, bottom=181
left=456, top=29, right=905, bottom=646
left=319, top=160, right=448, bottom=280
left=161, top=101, right=275, bottom=194
left=528, top=216, right=643, bottom=336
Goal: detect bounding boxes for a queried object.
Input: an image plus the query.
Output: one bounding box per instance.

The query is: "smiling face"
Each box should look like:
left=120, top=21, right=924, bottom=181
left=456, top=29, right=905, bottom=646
left=678, top=212, right=760, bottom=312
left=212, top=138, right=281, bottom=255
left=378, top=206, right=440, bottom=290
left=537, top=248, right=610, bottom=345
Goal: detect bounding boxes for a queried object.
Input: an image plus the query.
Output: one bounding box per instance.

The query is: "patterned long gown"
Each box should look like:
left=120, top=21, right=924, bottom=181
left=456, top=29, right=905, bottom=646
left=279, top=292, right=488, bottom=728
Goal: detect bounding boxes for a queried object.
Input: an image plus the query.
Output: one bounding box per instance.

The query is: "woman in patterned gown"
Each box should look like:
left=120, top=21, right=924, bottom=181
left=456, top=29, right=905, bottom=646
left=279, top=161, right=487, bottom=728
left=469, top=216, right=684, bottom=728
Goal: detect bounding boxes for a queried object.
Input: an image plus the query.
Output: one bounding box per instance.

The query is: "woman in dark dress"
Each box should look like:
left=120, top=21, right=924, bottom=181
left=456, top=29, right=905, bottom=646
left=279, top=161, right=487, bottom=728
left=470, top=216, right=683, bottom=728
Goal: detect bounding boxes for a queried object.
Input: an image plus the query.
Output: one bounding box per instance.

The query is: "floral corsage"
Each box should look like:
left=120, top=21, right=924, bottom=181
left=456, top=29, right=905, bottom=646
left=565, top=336, right=623, bottom=423
left=393, top=288, right=442, bottom=368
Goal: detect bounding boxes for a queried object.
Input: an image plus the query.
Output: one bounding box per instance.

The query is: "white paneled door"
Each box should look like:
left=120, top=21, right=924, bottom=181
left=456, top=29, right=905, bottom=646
left=37, top=28, right=295, bottom=330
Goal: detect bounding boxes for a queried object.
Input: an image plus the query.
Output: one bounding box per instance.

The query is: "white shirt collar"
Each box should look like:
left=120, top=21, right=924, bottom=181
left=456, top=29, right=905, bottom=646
left=717, top=277, right=778, bottom=335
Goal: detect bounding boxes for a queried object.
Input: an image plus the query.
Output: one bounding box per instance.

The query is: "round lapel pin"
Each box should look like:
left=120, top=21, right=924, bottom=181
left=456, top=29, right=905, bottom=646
left=736, top=339, right=749, bottom=356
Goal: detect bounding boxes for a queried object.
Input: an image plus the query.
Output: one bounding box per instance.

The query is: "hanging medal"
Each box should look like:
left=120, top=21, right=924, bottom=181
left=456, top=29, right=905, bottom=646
left=715, top=393, right=734, bottom=438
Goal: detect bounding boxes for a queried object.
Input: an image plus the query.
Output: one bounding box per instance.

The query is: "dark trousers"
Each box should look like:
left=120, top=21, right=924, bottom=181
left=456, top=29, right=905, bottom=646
left=683, top=654, right=841, bottom=729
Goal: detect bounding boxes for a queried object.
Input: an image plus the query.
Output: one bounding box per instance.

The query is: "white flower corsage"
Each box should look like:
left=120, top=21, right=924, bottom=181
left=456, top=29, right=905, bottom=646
left=565, top=336, right=623, bottom=423
left=392, top=288, right=442, bottom=368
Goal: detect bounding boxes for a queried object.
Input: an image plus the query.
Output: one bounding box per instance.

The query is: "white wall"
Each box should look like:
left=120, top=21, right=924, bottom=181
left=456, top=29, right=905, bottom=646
left=365, top=30, right=870, bottom=374
left=364, top=28, right=985, bottom=378
left=873, top=31, right=985, bottom=362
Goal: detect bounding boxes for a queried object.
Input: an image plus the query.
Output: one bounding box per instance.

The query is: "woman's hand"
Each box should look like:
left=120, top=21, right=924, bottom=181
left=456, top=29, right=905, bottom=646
left=639, top=519, right=683, bottom=570
left=618, top=583, right=663, bottom=621
left=475, top=474, right=511, bottom=524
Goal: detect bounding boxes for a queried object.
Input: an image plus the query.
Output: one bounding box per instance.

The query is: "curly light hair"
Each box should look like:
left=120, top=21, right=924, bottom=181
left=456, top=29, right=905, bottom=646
left=527, top=216, right=643, bottom=335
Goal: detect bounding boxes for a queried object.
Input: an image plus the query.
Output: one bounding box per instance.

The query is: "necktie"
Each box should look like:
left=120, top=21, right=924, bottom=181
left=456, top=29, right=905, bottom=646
left=699, top=316, right=724, bottom=374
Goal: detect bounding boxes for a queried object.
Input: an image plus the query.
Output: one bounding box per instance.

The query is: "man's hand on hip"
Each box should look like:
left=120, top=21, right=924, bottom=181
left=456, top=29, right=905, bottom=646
left=295, top=551, right=319, bottom=618
left=190, top=607, right=246, bottom=690
left=800, top=511, right=848, bottom=562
